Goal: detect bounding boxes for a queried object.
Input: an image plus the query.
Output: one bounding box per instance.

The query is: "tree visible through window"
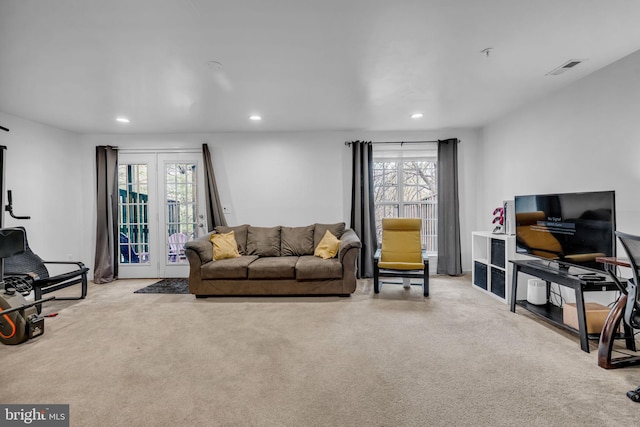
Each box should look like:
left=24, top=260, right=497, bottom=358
left=373, top=155, right=438, bottom=253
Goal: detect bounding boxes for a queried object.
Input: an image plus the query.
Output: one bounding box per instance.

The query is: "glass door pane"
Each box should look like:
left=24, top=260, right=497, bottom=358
left=164, top=161, right=198, bottom=265
left=119, top=164, right=150, bottom=264
left=118, top=153, right=159, bottom=278
left=159, top=153, right=206, bottom=278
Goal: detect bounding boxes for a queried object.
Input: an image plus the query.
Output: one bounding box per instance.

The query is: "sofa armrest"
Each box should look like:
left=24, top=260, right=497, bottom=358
left=185, top=233, right=214, bottom=263
left=338, top=229, right=362, bottom=262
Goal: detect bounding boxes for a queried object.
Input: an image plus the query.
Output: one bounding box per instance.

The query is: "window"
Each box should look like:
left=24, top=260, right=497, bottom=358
left=373, top=145, right=438, bottom=253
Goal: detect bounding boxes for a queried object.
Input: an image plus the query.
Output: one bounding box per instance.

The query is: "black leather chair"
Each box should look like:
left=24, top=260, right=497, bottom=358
left=3, top=227, right=88, bottom=313
left=613, top=231, right=640, bottom=400
left=615, top=231, right=640, bottom=328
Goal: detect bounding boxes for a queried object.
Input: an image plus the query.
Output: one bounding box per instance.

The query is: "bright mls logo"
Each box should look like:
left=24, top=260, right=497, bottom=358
left=1, top=405, right=69, bottom=426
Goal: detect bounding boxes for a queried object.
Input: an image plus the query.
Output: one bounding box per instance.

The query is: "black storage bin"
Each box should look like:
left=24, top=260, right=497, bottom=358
left=491, top=238, right=506, bottom=269
left=474, top=261, right=487, bottom=290
left=491, top=267, right=506, bottom=299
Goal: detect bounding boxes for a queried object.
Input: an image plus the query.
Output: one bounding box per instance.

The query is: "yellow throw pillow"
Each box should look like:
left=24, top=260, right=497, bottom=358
left=314, top=230, right=341, bottom=259
left=210, top=231, right=240, bottom=260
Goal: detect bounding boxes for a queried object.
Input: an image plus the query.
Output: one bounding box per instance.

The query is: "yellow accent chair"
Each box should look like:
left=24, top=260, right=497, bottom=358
left=373, top=218, right=429, bottom=297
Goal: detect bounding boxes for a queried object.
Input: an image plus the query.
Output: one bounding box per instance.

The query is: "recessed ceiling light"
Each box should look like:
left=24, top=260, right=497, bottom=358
left=116, top=117, right=130, bottom=123
left=410, top=113, right=423, bottom=119
left=249, top=115, right=262, bottom=121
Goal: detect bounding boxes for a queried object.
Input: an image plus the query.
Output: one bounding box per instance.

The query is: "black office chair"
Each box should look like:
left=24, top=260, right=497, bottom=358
left=3, top=227, right=88, bottom=313
left=615, top=231, right=640, bottom=329
left=612, top=231, right=640, bottom=401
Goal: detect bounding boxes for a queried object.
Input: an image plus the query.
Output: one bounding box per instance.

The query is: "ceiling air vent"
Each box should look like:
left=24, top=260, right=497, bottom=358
left=546, top=59, right=585, bottom=76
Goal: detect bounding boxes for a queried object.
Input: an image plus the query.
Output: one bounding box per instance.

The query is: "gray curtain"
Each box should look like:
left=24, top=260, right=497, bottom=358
left=437, top=138, right=462, bottom=275
left=350, top=141, right=377, bottom=278
left=202, top=143, right=227, bottom=230
left=94, top=145, right=119, bottom=283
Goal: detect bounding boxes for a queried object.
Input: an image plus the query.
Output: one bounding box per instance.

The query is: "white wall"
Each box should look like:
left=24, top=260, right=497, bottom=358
left=1, top=115, right=481, bottom=280
left=480, top=48, right=640, bottom=303
left=480, top=49, right=640, bottom=234
left=4, top=48, right=638, bottom=286
left=0, top=112, right=88, bottom=266
left=82, top=128, right=481, bottom=276
left=81, top=132, right=351, bottom=228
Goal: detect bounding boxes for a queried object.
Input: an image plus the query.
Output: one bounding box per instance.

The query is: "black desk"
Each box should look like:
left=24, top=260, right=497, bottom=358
left=510, top=260, right=622, bottom=352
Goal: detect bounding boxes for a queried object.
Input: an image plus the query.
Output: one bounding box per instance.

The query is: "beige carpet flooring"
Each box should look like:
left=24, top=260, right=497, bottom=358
left=1, top=275, right=640, bottom=426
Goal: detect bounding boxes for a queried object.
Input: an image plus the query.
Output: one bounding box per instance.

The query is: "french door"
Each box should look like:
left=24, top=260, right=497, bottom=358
left=118, top=151, right=207, bottom=278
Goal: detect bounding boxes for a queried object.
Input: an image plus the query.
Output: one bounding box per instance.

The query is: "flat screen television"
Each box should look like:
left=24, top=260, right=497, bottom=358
left=514, top=190, right=616, bottom=272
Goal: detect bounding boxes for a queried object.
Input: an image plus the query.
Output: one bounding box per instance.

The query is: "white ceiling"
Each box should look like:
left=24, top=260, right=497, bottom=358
left=1, top=0, right=640, bottom=134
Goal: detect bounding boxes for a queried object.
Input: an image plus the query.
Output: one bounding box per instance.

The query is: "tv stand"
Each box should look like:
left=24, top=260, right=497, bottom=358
left=510, top=259, right=631, bottom=353
left=521, top=259, right=582, bottom=275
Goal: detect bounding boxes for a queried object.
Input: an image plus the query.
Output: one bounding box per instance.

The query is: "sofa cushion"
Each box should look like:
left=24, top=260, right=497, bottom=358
left=314, top=222, right=345, bottom=249
left=215, top=224, right=249, bottom=255
left=247, top=256, right=297, bottom=279
left=247, top=226, right=282, bottom=257
left=281, top=225, right=314, bottom=256
left=211, top=231, right=240, bottom=260
left=185, top=236, right=214, bottom=263
left=296, top=255, right=343, bottom=280
left=314, top=230, right=341, bottom=259
left=201, top=255, right=258, bottom=279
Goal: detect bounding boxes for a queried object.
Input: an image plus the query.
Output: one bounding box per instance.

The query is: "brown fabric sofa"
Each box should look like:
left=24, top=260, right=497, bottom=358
left=184, top=222, right=362, bottom=297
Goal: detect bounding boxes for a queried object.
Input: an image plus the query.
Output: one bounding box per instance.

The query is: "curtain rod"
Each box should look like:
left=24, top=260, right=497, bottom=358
left=116, top=147, right=200, bottom=154
left=344, top=139, right=458, bottom=146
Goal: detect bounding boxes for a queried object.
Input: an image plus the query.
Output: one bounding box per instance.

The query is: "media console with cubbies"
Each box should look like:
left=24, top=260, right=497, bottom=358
left=471, top=231, right=516, bottom=303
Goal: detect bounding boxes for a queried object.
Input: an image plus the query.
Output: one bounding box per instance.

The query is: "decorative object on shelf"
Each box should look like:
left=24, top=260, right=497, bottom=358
left=492, top=206, right=504, bottom=234
left=503, top=200, right=515, bottom=235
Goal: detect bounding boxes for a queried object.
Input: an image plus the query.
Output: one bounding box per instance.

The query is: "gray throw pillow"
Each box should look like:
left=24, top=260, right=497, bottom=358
left=281, top=225, right=314, bottom=256
left=246, top=226, right=282, bottom=257
left=313, top=222, right=346, bottom=249
left=215, top=224, right=249, bottom=255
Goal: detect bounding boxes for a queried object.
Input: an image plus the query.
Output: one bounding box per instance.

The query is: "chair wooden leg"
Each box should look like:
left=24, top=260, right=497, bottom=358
left=598, top=295, right=640, bottom=369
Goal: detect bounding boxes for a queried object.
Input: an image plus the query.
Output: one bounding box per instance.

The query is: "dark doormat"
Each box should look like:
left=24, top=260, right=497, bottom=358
left=134, top=278, right=189, bottom=294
